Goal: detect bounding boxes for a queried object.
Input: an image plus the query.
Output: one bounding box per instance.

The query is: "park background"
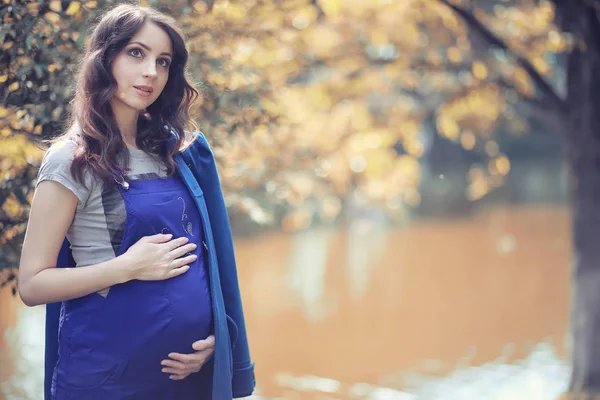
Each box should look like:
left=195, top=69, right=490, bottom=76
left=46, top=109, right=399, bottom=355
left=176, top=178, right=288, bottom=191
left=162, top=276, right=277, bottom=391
left=0, top=0, right=582, bottom=399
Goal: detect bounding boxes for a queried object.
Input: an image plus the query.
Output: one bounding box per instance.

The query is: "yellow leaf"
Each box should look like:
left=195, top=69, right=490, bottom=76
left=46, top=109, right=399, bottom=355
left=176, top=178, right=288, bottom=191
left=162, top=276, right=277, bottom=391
left=87, top=1, right=97, bottom=9
left=532, top=56, right=550, bottom=75
left=214, top=3, right=246, bottom=19
left=1, top=128, right=10, bottom=137
left=547, top=30, right=565, bottom=53
left=2, top=194, right=23, bottom=218
left=34, top=125, right=43, bottom=135
left=0, top=75, right=7, bottom=83
left=371, top=29, right=388, bottom=45
left=10, top=119, right=22, bottom=130
left=8, top=82, right=19, bottom=92
left=26, top=2, right=40, bottom=16
left=0, top=107, right=7, bottom=118
left=493, top=156, right=511, bottom=175
left=45, top=12, right=60, bottom=25
left=472, top=61, right=488, bottom=80
left=49, top=0, right=61, bottom=12
left=461, top=132, right=476, bottom=150
left=438, top=116, right=460, bottom=139
left=514, top=67, right=533, bottom=96
left=447, top=47, right=462, bottom=63
left=193, top=2, right=208, bottom=13
left=65, top=1, right=81, bottom=16
left=48, top=63, right=62, bottom=72
left=318, top=0, right=341, bottom=18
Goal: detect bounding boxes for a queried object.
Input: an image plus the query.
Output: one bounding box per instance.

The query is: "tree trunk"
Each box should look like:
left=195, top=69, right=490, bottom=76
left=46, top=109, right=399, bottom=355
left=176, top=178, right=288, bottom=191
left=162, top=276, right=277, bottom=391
left=567, top=38, right=600, bottom=392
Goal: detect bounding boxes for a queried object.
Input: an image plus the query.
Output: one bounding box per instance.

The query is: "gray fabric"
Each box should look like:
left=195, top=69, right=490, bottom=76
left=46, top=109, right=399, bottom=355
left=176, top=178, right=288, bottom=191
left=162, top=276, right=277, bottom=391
left=36, top=139, right=168, bottom=295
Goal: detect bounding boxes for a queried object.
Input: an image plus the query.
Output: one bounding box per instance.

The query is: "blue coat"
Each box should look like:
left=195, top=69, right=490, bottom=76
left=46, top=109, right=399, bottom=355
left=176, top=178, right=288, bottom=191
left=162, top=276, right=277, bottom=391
left=45, top=132, right=256, bottom=399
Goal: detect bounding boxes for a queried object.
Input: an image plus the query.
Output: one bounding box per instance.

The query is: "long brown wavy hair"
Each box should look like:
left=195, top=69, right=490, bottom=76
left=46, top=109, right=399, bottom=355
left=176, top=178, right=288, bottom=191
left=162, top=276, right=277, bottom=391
left=59, top=4, right=199, bottom=186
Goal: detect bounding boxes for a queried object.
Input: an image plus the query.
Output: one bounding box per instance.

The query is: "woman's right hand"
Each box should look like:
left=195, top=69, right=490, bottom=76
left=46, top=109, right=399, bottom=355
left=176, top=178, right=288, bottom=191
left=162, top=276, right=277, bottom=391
left=122, top=233, right=197, bottom=281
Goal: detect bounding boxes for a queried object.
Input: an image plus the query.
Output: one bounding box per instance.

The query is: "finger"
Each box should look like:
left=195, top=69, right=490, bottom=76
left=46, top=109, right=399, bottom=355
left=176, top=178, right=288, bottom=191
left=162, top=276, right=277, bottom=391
left=192, top=335, right=215, bottom=351
left=162, top=367, right=187, bottom=375
left=170, top=243, right=198, bottom=259
left=170, top=254, right=198, bottom=269
left=146, top=233, right=173, bottom=244
left=161, top=359, right=187, bottom=370
left=162, top=366, right=198, bottom=375
left=169, top=373, right=189, bottom=380
left=165, top=265, right=190, bottom=279
left=168, top=352, right=197, bottom=363
left=163, top=236, right=190, bottom=251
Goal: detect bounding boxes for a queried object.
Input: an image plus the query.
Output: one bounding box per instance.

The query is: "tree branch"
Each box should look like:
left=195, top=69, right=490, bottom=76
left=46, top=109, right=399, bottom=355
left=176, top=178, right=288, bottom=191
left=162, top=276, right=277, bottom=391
left=438, top=0, right=567, bottom=115
left=310, top=0, right=326, bottom=21
left=495, top=77, right=554, bottom=111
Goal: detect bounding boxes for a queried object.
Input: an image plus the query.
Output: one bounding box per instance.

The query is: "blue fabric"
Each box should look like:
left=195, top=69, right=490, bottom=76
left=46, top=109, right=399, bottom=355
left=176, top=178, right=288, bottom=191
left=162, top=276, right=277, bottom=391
left=45, top=131, right=255, bottom=399
left=45, top=244, right=73, bottom=400
left=52, top=174, right=213, bottom=399
left=178, top=134, right=255, bottom=398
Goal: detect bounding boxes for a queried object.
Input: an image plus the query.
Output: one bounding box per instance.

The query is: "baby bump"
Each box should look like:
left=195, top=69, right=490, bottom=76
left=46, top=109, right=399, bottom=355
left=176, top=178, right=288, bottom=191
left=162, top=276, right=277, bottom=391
left=59, top=262, right=213, bottom=389
left=162, top=255, right=213, bottom=345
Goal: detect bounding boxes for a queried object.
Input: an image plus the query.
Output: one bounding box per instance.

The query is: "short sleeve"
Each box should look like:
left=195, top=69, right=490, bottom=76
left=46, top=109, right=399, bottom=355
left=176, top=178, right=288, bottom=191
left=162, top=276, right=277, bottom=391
left=36, top=140, right=91, bottom=206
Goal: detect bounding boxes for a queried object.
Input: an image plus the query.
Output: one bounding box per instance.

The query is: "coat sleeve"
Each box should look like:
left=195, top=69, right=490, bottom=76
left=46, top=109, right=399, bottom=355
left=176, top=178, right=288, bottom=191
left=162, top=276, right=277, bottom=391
left=182, top=133, right=256, bottom=398
left=45, top=239, right=75, bottom=400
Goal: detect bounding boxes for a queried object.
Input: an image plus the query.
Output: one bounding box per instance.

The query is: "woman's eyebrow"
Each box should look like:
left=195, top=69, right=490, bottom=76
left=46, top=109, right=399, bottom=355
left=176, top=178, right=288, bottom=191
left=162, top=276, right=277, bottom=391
left=128, top=41, right=173, bottom=58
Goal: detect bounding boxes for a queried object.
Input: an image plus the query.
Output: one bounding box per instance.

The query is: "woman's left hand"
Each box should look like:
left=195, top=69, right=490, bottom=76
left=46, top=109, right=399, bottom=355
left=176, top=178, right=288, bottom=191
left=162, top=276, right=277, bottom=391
left=161, top=335, right=215, bottom=380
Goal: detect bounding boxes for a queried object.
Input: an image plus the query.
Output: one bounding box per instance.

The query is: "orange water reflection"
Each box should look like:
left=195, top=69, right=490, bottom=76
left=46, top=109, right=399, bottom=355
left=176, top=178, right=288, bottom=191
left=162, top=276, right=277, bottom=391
left=237, top=205, right=571, bottom=397
left=0, top=205, right=571, bottom=399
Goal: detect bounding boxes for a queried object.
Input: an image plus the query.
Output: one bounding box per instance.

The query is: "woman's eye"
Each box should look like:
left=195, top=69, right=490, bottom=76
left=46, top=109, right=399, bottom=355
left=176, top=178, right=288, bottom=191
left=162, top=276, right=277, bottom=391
left=158, top=59, right=171, bottom=68
left=129, top=48, right=143, bottom=58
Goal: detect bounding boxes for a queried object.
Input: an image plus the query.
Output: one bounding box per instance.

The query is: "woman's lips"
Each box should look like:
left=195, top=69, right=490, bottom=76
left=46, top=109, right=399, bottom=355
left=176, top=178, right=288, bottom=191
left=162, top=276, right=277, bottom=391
left=133, top=86, right=153, bottom=97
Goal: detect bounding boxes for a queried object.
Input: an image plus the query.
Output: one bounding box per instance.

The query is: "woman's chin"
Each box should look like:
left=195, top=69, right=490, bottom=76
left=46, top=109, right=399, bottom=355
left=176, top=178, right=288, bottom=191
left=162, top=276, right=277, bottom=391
left=126, top=100, right=153, bottom=112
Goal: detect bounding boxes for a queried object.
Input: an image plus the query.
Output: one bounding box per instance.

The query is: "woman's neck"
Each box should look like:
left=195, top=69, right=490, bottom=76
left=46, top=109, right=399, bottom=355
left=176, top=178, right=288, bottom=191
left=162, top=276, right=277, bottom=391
left=111, top=102, right=140, bottom=150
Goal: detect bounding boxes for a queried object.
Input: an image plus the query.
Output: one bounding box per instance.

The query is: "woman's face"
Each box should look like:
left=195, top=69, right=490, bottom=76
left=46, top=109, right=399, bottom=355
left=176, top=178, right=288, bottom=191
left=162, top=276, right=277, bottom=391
left=110, top=21, right=173, bottom=112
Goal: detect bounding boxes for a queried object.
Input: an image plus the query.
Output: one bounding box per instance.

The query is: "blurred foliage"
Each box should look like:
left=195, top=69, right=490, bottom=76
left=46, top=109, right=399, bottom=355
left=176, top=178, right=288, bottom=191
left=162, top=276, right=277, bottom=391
left=0, top=0, right=567, bottom=275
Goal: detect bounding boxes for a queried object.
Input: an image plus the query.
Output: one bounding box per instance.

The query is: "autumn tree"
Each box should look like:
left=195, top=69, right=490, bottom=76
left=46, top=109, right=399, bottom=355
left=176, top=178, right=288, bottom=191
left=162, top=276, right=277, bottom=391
left=543, top=0, right=600, bottom=393
left=0, top=0, right=92, bottom=290
left=434, top=0, right=600, bottom=394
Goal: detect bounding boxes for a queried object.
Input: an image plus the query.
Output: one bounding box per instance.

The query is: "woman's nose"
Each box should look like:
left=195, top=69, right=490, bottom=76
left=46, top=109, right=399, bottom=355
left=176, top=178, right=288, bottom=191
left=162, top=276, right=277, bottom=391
left=142, top=61, right=158, bottom=78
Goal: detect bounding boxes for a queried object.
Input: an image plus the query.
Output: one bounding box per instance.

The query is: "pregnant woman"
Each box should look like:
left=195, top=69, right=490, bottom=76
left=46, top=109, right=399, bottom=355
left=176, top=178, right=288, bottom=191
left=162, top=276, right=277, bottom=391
left=17, top=4, right=254, bottom=399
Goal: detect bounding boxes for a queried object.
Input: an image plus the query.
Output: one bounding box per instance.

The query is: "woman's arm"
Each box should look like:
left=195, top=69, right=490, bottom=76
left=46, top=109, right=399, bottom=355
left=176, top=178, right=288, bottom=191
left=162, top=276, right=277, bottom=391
left=18, top=180, right=198, bottom=307
left=17, top=180, right=131, bottom=306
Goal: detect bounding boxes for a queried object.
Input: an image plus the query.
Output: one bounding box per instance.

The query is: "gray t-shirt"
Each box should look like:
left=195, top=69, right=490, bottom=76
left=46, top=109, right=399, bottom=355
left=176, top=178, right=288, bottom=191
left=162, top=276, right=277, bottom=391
left=36, top=139, right=168, bottom=295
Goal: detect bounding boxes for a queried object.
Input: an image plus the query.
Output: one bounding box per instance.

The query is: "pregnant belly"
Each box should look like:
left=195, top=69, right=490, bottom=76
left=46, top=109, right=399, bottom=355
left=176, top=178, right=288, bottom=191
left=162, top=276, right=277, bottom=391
left=163, top=260, right=214, bottom=347
left=60, top=262, right=213, bottom=388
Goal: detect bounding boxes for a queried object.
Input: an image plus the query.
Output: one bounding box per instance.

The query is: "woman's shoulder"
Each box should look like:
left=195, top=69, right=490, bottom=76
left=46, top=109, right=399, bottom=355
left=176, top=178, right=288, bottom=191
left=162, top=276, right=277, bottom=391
left=42, top=137, right=79, bottom=166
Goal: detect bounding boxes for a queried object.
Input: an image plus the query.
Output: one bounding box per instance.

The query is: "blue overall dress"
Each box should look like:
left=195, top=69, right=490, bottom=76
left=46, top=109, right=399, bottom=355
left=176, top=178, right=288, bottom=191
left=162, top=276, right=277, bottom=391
left=52, top=173, right=214, bottom=399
